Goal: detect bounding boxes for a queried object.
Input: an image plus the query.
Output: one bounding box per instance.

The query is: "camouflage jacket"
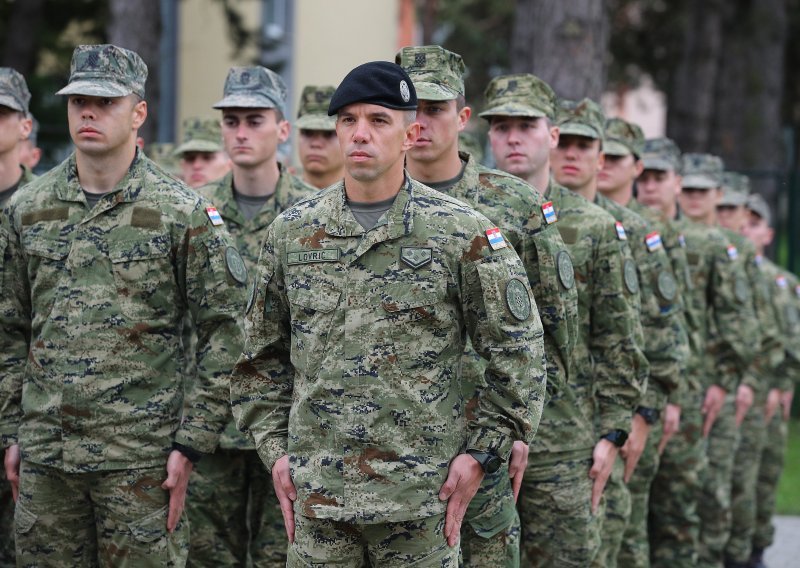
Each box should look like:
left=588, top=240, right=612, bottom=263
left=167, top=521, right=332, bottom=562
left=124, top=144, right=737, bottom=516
left=230, top=176, right=546, bottom=523
left=746, top=253, right=785, bottom=399
left=426, top=153, right=578, bottom=535
left=761, top=263, right=800, bottom=390
left=543, top=181, right=647, bottom=452
left=197, top=166, right=313, bottom=449
left=0, top=151, right=246, bottom=472
left=0, top=165, right=36, bottom=211
left=596, top=194, right=687, bottom=412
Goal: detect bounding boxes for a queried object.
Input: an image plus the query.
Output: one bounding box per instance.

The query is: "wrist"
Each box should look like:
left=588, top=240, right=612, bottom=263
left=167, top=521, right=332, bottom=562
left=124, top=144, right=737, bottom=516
left=599, top=429, right=628, bottom=448
left=635, top=406, right=660, bottom=425
left=172, top=442, right=203, bottom=464
left=466, top=449, right=503, bottom=474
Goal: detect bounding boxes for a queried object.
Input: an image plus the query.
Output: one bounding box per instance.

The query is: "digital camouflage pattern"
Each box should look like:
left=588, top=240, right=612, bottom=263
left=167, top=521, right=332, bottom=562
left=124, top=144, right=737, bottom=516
left=0, top=150, right=246, bottom=468
left=395, top=45, right=465, bottom=101
left=0, top=67, right=31, bottom=113
left=556, top=98, right=605, bottom=140
left=56, top=44, right=147, bottom=99
left=295, top=85, right=337, bottom=131
left=641, top=137, right=682, bottom=174
left=719, top=171, right=750, bottom=207
left=479, top=73, right=557, bottom=120
left=0, top=164, right=35, bottom=210
left=604, top=118, right=644, bottom=158
left=230, top=177, right=547, bottom=524
left=145, top=142, right=181, bottom=178
left=213, top=66, right=287, bottom=112
left=173, top=116, right=224, bottom=156
left=747, top=192, right=772, bottom=226
left=681, top=153, right=724, bottom=190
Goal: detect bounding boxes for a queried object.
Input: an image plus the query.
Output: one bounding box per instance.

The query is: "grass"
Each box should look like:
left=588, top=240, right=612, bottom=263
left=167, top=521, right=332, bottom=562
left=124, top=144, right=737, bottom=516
left=776, top=419, right=800, bottom=515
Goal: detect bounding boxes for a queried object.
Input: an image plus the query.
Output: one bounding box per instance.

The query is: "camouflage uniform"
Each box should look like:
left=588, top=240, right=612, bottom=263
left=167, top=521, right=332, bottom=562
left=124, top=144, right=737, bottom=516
left=480, top=76, right=647, bottom=568
left=0, top=45, right=246, bottom=567
left=185, top=67, right=313, bottom=567
left=398, top=46, right=579, bottom=568
left=295, top=85, right=338, bottom=131
left=230, top=174, right=547, bottom=565
left=145, top=143, right=181, bottom=178
left=0, top=65, right=34, bottom=568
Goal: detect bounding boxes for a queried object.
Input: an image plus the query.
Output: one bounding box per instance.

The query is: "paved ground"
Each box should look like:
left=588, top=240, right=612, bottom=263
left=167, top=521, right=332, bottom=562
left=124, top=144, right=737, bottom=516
left=764, top=516, right=800, bottom=567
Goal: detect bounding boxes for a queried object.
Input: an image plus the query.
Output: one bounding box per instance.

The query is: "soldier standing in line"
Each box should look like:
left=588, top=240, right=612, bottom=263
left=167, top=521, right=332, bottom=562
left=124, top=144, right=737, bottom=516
left=398, top=45, right=579, bottom=567
left=0, top=44, right=246, bottom=566
left=173, top=117, right=231, bottom=189
left=296, top=85, right=344, bottom=190
left=18, top=114, right=41, bottom=172
left=188, top=66, right=312, bottom=567
left=230, top=61, right=547, bottom=567
left=484, top=73, right=647, bottom=567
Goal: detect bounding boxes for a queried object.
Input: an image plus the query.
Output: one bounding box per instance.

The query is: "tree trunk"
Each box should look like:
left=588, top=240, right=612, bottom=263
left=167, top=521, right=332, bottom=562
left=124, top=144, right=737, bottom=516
left=1, top=0, right=46, bottom=76
left=510, top=0, right=609, bottom=101
left=107, top=0, right=162, bottom=145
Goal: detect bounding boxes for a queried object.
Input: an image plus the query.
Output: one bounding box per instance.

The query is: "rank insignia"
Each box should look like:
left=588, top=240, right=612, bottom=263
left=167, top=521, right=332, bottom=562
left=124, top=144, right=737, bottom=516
left=206, top=206, right=224, bottom=226
left=615, top=221, right=627, bottom=241
left=542, top=201, right=558, bottom=224
left=727, top=245, right=738, bottom=260
left=486, top=227, right=508, bottom=250
left=400, top=247, right=433, bottom=269
left=645, top=231, right=663, bottom=252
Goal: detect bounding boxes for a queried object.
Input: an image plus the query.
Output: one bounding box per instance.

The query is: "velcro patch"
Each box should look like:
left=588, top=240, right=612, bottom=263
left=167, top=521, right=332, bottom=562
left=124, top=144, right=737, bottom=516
left=400, top=247, right=432, bottom=269
left=286, top=248, right=341, bottom=265
left=21, top=207, right=69, bottom=225
left=131, top=207, right=162, bottom=229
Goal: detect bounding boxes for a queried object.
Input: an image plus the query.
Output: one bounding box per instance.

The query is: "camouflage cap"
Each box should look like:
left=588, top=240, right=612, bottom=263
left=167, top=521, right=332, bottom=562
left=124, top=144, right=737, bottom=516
left=0, top=68, right=31, bottom=113
left=719, top=171, right=750, bottom=207
left=604, top=117, right=644, bottom=158
left=556, top=98, right=605, bottom=141
left=56, top=44, right=147, bottom=98
left=641, top=137, right=682, bottom=173
left=746, top=192, right=771, bottom=225
left=395, top=45, right=465, bottom=101
left=295, top=85, right=337, bottom=131
left=173, top=117, right=223, bottom=156
left=146, top=142, right=180, bottom=177
left=681, top=153, right=724, bottom=189
left=479, top=74, right=556, bottom=120
left=213, top=66, right=287, bottom=113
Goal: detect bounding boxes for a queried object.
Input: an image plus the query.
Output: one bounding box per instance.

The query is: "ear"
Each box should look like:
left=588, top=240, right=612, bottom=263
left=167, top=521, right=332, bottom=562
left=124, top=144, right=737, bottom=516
left=673, top=174, right=683, bottom=198
left=549, top=125, right=560, bottom=149
left=19, top=115, right=32, bottom=141
left=278, top=119, right=291, bottom=143
left=132, top=99, right=148, bottom=130
left=457, top=105, right=471, bottom=132
left=402, top=121, right=420, bottom=151
left=596, top=151, right=605, bottom=172
left=764, top=227, right=775, bottom=246
left=634, top=159, right=644, bottom=177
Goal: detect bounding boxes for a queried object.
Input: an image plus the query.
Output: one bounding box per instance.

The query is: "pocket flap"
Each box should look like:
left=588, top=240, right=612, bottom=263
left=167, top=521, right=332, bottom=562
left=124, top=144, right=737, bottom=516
left=288, top=282, right=340, bottom=313
left=109, top=235, right=170, bottom=263
left=22, top=235, right=69, bottom=261
left=14, top=500, right=37, bottom=534
left=128, top=505, right=169, bottom=544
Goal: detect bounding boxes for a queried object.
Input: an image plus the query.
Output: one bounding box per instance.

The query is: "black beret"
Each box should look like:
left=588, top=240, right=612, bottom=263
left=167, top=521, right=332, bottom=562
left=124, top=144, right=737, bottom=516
left=328, top=61, right=417, bottom=116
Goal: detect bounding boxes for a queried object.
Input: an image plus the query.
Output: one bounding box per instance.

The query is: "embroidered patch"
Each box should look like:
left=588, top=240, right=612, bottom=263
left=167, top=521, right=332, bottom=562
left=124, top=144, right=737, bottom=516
left=542, top=201, right=558, bottom=224
left=645, top=231, right=663, bottom=252
left=400, top=247, right=432, bottom=269
left=623, top=259, right=639, bottom=294
left=486, top=227, right=508, bottom=251
left=656, top=270, right=677, bottom=301
left=206, top=206, right=224, bottom=226
left=225, top=246, right=248, bottom=285
left=727, top=245, right=738, bottom=260
left=615, top=221, right=627, bottom=241
left=286, top=248, right=341, bottom=265
left=505, top=278, right=531, bottom=321
left=556, top=250, right=575, bottom=290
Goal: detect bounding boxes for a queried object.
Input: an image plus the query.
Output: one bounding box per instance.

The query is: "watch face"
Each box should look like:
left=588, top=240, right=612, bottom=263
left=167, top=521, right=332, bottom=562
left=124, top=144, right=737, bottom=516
left=486, top=455, right=503, bottom=474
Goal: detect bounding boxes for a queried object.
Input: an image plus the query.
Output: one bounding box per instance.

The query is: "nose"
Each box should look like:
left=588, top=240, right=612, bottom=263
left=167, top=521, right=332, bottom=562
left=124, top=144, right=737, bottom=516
left=236, top=123, right=248, bottom=140
left=352, top=118, right=369, bottom=144
left=80, top=103, right=96, bottom=120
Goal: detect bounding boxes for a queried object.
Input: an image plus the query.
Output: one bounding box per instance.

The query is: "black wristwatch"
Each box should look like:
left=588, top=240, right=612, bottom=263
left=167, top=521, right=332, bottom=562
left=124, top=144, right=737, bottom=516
left=599, top=429, right=629, bottom=448
left=636, top=406, right=661, bottom=425
left=466, top=449, right=503, bottom=474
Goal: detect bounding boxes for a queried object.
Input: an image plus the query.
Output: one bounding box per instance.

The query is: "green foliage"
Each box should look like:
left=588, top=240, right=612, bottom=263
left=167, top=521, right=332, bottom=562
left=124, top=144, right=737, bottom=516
left=776, top=419, right=800, bottom=515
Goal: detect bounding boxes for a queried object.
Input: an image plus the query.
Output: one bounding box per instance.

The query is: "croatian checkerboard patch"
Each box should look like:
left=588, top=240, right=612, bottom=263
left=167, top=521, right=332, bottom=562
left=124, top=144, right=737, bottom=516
left=645, top=231, right=663, bottom=252
left=615, top=221, right=627, bottom=241
left=486, top=227, right=508, bottom=250
left=206, top=206, right=224, bottom=226
left=542, top=201, right=557, bottom=224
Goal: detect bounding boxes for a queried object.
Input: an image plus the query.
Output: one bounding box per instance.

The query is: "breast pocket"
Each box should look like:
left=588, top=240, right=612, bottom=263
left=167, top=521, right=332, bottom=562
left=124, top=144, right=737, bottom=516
left=109, top=235, right=174, bottom=321
left=287, top=279, right=340, bottom=376
left=22, top=235, right=70, bottom=313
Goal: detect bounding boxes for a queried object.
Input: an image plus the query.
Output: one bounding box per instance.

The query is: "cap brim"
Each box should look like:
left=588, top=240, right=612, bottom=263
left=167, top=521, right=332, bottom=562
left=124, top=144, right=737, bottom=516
left=641, top=157, right=676, bottom=172
left=559, top=123, right=602, bottom=139
left=479, top=102, right=548, bottom=119
left=718, top=190, right=748, bottom=207
left=295, top=114, right=337, bottom=130
left=173, top=140, right=223, bottom=156
left=213, top=93, right=279, bottom=110
left=0, top=95, right=25, bottom=112
left=604, top=140, right=633, bottom=157
left=681, top=174, right=717, bottom=189
left=413, top=81, right=458, bottom=101
left=56, top=80, right=132, bottom=98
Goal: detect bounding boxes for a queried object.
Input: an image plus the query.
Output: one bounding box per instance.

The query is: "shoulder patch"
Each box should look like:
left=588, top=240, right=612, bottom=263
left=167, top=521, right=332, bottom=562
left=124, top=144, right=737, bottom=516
left=776, top=275, right=788, bottom=289
left=556, top=250, right=575, bottom=289
left=542, top=201, right=557, bottom=224
left=206, top=206, right=224, bottom=226
left=485, top=227, right=508, bottom=251
left=727, top=244, right=738, bottom=260
left=795, top=284, right=800, bottom=298
left=225, top=246, right=248, bottom=285
left=754, top=254, right=764, bottom=267
left=645, top=231, right=663, bottom=252
left=656, top=270, right=677, bottom=301
left=505, top=278, right=532, bottom=321
left=615, top=221, right=627, bottom=241
left=400, top=247, right=432, bottom=269
left=623, top=259, right=639, bottom=294
left=678, top=234, right=686, bottom=248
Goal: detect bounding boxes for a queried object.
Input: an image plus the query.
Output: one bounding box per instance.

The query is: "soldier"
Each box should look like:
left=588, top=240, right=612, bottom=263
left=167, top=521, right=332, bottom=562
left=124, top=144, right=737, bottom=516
left=597, top=118, right=691, bottom=568
left=296, top=85, right=343, bottom=189
left=677, top=154, right=760, bottom=568
left=0, top=44, right=246, bottom=566
left=483, top=74, right=647, bottom=567
left=0, top=65, right=34, bottom=568
left=173, top=117, right=231, bottom=189
left=145, top=142, right=182, bottom=179
left=19, top=114, right=42, bottom=172
left=230, top=61, right=546, bottom=566
left=188, top=66, right=312, bottom=567
left=398, top=45, right=579, bottom=567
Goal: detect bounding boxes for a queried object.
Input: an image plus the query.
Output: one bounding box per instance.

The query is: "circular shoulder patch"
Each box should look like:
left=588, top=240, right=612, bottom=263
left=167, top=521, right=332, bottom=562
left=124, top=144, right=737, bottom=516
left=623, top=259, right=639, bottom=294
left=734, top=275, right=749, bottom=303
left=656, top=270, right=677, bottom=301
left=505, top=278, right=532, bottom=321
left=225, top=246, right=248, bottom=285
left=556, top=250, right=575, bottom=290
left=245, top=282, right=257, bottom=315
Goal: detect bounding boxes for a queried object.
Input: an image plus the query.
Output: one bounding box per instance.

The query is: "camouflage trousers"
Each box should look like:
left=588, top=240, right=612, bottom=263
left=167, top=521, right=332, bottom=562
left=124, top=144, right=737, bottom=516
left=0, top=449, right=14, bottom=568
left=518, top=455, right=601, bottom=567
left=697, top=394, right=740, bottom=568
left=648, top=391, right=705, bottom=568
left=753, top=413, right=789, bottom=552
left=724, top=400, right=768, bottom=563
left=592, top=458, right=630, bottom=568
left=287, top=512, right=457, bottom=567
left=186, top=448, right=285, bottom=567
left=460, top=465, right=520, bottom=567
left=14, top=460, right=188, bottom=567
left=618, top=420, right=663, bottom=567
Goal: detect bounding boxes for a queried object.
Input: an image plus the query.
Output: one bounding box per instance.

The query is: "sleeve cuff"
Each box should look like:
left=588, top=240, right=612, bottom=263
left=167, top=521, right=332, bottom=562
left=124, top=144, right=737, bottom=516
left=173, top=427, right=220, bottom=455
left=256, top=437, right=288, bottom=473
left=466, top=428, right=514, bottom=461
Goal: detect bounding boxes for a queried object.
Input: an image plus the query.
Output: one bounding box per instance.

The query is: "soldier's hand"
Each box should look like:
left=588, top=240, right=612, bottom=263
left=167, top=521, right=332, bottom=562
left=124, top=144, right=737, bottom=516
left=765, top=388, right=781, bottom=424
left=702, top=385, right=727, bottom=437
left=657, top=404, right=681, bottom=455
left=781, top=389, right=794, bottom=422
left=621, top=414, right=651, bottom=483
left=439, top=453, right=484, bottom=547
left=3, top=444, right=20, bottom=502
left=272, top=455, right=297, bottom=543
left=735, top=384, right=754, bottom=427
left=162, top=450, right=193, bottom=532
left=508, top=441, right=528, bottom=503
left=589, top=439, right=618, bottom=514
